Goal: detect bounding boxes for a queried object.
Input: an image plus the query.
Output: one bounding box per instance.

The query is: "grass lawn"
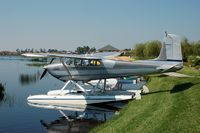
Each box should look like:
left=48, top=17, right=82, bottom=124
left=178, top=66, right=200, bottom=77
left=91, top=68, right=200, bottom=133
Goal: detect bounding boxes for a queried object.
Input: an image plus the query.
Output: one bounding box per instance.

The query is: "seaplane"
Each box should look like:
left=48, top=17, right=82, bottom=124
left=22, top=32, right=183, bottom=105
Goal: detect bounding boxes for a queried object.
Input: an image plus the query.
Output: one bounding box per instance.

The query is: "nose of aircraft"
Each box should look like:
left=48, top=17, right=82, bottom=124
left=40, top=63, right=62, bottom=80
left=43, top=63, right=62, bottom=70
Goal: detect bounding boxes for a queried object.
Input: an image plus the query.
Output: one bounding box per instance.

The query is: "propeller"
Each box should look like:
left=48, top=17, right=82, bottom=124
left=40, top=58, right=55, bottom=80
left=49, top=58, right=55, bottom=64
left=40, top=69, right=48, bottom=80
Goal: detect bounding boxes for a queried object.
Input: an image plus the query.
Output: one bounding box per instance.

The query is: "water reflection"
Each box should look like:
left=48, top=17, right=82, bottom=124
left=26, top=58, right=56, bottom=67
left=0, top=82, right=15, bottom=106
left=0, top=82, right=6, bottom=102
left=19, top=71, right=42, bottom=85
left=26, top=63, right=49, bottom=67
left=29, top=58, right=48, bottom=62
left=28, top=103, right=121, bottom=133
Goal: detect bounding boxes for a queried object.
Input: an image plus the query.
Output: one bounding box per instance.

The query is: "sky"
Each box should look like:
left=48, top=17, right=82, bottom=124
left=0, top=0, right=200, bottom=51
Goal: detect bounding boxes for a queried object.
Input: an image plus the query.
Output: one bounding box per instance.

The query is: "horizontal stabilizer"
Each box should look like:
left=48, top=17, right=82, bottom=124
left=156, top=64, right=177, bottom=71
left=163, top=72, right=193, bottom=78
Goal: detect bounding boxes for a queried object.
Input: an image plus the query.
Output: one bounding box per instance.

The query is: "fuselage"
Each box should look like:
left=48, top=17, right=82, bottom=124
left=44, top=59, right=183, bottom=82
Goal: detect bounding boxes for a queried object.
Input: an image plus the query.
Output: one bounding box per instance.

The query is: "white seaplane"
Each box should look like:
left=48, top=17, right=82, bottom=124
left=23, top=32, right=183, bottom=105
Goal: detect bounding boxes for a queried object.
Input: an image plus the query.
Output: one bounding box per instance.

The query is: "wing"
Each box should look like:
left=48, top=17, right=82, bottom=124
left=21, top=52, right=121, bottom=60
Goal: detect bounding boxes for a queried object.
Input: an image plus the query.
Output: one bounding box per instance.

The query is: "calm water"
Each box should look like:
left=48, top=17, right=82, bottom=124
left=0, top=56, right=122, bottom=133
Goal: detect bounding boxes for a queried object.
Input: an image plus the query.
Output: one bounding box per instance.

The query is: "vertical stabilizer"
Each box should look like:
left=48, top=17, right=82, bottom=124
left=156, top=33, right=182, bottom=62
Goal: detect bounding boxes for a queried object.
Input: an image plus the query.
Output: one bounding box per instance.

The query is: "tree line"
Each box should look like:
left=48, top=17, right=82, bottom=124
left=1, top=46, right=97, bottom=55
left=15, top=48, right=68, bottom=53
left=75, top=46, right=96, bottom=54
left=14, top=46, right=96, bottom=54
left=130, top=40, right=161, bottom=59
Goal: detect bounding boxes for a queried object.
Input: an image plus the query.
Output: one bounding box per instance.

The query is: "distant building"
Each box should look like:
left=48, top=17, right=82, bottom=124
left=98, top=45, right=119, bottom=52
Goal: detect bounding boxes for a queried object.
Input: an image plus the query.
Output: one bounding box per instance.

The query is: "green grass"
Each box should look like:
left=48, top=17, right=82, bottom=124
left=178, top=66, right=200, bottom=76
left=91, top=68, right=200, bottom=133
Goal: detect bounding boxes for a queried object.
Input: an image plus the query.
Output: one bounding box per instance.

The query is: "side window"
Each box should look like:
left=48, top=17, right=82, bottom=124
left=82, top=59, right=89, bottom=66
left=96, top=60, right=101, bottom=66
left=74, top=59, right=82, bottom=66
left=66, top=58, right=74, bottom=65
left=89, top=60, right=102, bottom=66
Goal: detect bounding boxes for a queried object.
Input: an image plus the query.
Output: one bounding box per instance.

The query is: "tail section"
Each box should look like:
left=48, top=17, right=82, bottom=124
left=156, top=33, right=182, bottom=62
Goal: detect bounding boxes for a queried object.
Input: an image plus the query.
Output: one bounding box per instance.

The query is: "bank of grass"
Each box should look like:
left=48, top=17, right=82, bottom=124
left=177, top=66, right=200, bottom=77
left=91, top=68, right=200, bottom=133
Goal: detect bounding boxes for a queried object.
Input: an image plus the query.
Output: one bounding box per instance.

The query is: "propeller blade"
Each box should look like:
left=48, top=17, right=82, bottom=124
left=40, top=58, right=54, bottom=80
left=40, top=69, right=47, bottom=80
left=49, top=58, right=55, bottom=64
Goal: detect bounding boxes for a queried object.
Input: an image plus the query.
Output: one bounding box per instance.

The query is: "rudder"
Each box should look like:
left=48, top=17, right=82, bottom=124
left=156, top=33, right=182, bottom=62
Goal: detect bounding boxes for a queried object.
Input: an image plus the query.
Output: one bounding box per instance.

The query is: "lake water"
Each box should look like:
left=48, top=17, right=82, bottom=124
left=0, top=56, right=124, bottom=133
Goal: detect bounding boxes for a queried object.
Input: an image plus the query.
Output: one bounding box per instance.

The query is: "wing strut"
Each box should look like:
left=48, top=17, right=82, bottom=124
left=60, top=58, right=72, bottom=80
left=103, top=79, right=106, bottom=91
